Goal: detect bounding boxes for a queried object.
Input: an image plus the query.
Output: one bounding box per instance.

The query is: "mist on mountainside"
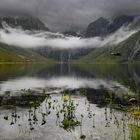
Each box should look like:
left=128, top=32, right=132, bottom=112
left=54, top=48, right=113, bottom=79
left=0, top=23, right=138, bottom=50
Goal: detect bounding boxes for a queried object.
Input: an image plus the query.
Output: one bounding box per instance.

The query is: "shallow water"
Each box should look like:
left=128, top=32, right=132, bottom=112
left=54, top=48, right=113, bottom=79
left=0, top=64, right=139, bottom=140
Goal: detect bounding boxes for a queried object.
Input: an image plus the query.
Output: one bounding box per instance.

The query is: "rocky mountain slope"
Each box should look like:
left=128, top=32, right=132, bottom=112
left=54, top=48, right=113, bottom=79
left=85, top=15, right=135, bottom=37
left=0, top=15, right=55, bottom=62
left=78, top=31, right=140, bottom=63
left=33, top=47, right=93, bottom=61
left=1, top=15, right=140, bottom=63
left=0, top=16, right=50, bottom=31
left=0, top=42, right=53, bottom=62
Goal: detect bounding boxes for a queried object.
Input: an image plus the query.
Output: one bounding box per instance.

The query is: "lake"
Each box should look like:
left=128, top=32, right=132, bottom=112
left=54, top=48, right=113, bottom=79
left=0, top=64, right=140, bottom=140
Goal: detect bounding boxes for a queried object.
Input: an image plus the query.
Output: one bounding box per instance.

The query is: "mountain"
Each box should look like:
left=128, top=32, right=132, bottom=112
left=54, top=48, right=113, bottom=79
left=1, top=15, right=140, bottom=63
left=63, top=31, right=82, bottom=37
left=85, top=15, right=135, bottom=37
left=85, top=17, right=109, bottom=37
left=33, top=47, right=93, bottom=62
left=77, top=31, right=140, bottom=63
left=0, top=16, right=55, bottom=62
left=0, top=16, right=50, bottom=31
left=0, top=42, right=53, bottom=63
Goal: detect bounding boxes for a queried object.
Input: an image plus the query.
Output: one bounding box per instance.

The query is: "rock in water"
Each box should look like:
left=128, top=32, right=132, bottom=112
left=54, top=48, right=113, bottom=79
left=129, top=98, right=138, bottom=104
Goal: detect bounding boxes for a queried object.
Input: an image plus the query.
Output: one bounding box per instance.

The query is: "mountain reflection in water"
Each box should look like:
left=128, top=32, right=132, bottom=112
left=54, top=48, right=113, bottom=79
left=0, top=64, right=140, bottom=140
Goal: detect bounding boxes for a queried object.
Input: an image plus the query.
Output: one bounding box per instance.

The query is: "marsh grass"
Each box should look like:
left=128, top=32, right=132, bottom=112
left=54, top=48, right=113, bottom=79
left=1, top=88, right=140, bottom=140
left=131, top=125, right=140, bottom=140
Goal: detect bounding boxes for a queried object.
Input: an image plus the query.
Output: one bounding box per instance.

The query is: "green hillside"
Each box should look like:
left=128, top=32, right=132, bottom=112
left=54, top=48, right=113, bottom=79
left=76, top=31, right=140, bottom=63
left=0, top=43, right=54, bottom=63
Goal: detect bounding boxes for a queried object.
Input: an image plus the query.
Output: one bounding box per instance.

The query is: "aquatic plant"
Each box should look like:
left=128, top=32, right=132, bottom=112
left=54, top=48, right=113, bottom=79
left=131, top=111, right=140, bottom=119
left=61, top=95, right=81, bottom=130
left=1, top=87, right=140, bottom=140
left=4, top=115, right=8, bottom=120
left=80, top=134, right=86, bottom=140
left=61, top=118, right=80, bottom=130
left=131, top=125, right=140, bottom=140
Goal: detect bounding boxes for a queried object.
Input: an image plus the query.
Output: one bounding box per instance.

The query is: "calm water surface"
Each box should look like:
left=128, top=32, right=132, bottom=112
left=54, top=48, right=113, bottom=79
left=0, top=64, right=139, bottom=140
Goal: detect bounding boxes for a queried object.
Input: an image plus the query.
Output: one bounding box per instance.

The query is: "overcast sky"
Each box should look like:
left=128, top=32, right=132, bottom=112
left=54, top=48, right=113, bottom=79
left=0, top=0, right=140, bottom=31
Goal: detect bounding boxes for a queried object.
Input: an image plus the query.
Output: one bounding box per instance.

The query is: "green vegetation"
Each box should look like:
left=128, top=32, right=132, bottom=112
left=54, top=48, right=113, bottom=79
left=76, top=31, right=140, bottom=64
left=1, top=88, right=140, bottom=139
left=131, top=126, right=140, bottom=140
left=0, top=42, right=54, bottom=63
left=61, top=95, right=80, bottom=130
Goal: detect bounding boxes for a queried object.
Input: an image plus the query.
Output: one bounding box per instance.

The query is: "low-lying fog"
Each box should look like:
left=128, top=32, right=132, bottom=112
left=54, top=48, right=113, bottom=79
left=0, top=23, right=138, bottom=49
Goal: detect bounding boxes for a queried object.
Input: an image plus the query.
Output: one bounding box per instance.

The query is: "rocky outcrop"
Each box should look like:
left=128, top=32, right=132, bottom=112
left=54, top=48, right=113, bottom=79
left=0, top=16, right=50, bottom=31
left=85, top=17, right=109, bottom=37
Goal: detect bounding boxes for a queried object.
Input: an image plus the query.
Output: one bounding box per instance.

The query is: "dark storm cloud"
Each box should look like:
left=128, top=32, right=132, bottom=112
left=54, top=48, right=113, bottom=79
left=0, top=0, right=140, bottom=31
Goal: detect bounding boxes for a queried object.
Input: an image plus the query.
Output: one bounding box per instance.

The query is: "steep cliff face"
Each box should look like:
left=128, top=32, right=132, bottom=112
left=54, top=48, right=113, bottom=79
left=85, top=15, right=135, bottom=37
left=0, top=16, right=50, bottom=31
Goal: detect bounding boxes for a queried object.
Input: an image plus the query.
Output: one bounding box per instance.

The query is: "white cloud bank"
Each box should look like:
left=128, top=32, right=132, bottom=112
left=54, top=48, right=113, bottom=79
left=0, top=24, right=138, bottom=49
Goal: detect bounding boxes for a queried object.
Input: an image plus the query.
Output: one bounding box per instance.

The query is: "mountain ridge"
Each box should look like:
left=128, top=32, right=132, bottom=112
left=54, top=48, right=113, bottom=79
left=77, top=31, right=140, bottom=63
left=0, top=15, right=140, bottom=63
left=85, top=15, right=135, bottom=37
left=0, top=42, right=54, bottom=63
left=0, top=16, right=50, bottom=31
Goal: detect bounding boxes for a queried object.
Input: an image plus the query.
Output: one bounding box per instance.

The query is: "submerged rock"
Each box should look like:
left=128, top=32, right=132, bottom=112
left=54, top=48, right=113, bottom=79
left=129, top=98, right=138, bottom=104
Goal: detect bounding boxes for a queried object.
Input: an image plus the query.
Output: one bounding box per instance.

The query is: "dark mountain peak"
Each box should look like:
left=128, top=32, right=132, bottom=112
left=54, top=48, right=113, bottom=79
left=85, top=15, right=137, bottom=38
left=0, top=15, right=50, bottom=31
left=107, top=15, right=135, bottom=34
left=86, top=17, right=109, bottom=37
left=112, top=15, right=134, bottom=27
left=113, top=15, right=135, bottom=22
left=95, top=17, right=108, bottom=23
left=89, top=17, right=109, bottom=26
